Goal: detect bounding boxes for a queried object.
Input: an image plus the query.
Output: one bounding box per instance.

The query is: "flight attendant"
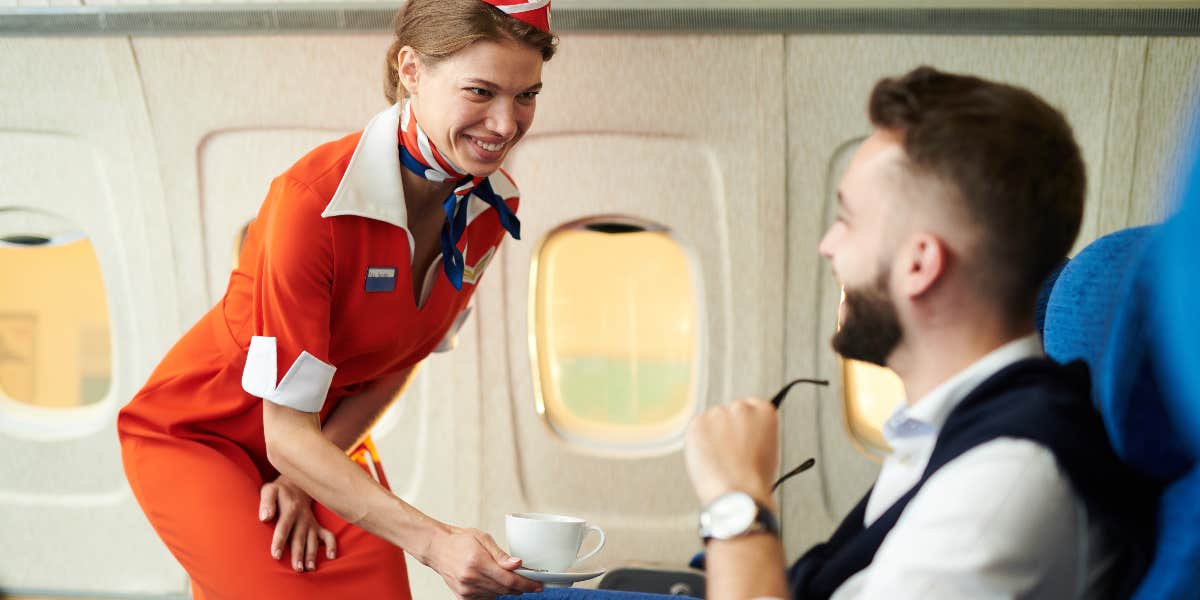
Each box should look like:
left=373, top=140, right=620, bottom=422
left=117, top=1, right=555, bottom=598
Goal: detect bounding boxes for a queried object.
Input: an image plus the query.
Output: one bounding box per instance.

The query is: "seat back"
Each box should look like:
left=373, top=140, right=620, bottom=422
left=1041, top=225, right=1199, bottom=599
left=1153, top=145, right=1200, bottom=459
left=598, top=567, right=705, bottom=597
left=1044, top=227, right=1190, bottom=478
left=1136, top=139, right=1200, bottom=600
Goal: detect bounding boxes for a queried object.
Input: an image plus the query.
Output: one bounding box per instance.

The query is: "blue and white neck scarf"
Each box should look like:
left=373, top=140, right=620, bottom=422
left=397, top=100, right=520, bottom=290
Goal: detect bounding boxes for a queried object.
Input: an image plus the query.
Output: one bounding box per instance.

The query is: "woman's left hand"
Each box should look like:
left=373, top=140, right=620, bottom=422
left=259, top=475, right=338, bottom=572
left=424, top=525, right=543, bottom=599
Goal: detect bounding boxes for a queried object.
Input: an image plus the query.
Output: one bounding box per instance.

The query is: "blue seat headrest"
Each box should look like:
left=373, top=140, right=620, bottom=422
left=1152, top=148, right=1200, bottom=460
left=1043, top=226, right=1190, bottom=480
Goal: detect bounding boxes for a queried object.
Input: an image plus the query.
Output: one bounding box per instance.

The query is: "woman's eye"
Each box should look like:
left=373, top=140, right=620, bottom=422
left=517, top=91, right=539, bottom=104
left=466, top=87, right=492, bottom=97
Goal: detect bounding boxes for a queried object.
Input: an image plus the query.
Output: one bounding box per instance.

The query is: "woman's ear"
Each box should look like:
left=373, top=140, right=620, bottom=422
left=396, top=46, right=421, bottom=97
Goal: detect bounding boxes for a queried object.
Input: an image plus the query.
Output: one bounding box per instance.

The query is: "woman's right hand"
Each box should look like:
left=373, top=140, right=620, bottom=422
left=259, top=475, right=337, bottom=572
left=426, top=526, right=544, bottom=599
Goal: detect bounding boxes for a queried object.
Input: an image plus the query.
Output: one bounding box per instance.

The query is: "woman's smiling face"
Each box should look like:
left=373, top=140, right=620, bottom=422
left=399, top=38, right=544, bottom=178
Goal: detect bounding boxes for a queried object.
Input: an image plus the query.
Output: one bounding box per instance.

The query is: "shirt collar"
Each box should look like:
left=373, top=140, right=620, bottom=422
left=320, top=104, right=519, bottom=230
left=883, top=334, right=1045, bottom=445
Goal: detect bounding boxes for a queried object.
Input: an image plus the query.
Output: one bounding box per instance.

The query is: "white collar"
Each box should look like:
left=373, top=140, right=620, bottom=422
left=883, top=334, right=1045, bottom=446
left=321, top=104, right=520, bottom=231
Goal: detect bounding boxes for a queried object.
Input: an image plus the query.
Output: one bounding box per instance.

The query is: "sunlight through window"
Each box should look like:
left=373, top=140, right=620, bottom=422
left=531, top=217, right=702, bottom=451
left=839, top=293, right=905, bottom=458
left=0, top=210, right=110, bottom=408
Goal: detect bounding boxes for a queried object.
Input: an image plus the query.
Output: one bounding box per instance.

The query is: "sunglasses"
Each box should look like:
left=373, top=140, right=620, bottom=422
left=769, top=378, right=829, bottom=491
left=688, top=377, right=829, bottom=572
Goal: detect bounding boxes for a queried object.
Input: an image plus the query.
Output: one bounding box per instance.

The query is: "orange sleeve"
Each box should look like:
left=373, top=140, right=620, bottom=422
left=240, top=176, right=338, bottom=413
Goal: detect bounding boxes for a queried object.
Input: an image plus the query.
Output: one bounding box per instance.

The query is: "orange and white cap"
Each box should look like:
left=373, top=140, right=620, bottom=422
left=481, top=0, right=552, bottom=32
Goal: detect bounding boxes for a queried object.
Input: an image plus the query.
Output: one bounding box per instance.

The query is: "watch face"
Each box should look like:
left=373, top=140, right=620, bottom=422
left=706, top=492, right=757, bottom=539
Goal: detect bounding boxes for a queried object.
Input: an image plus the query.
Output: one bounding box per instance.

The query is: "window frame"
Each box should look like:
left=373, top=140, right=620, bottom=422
left=0, top=212, right=117, bottom=441
left=527, top=214, right=707, bottom=456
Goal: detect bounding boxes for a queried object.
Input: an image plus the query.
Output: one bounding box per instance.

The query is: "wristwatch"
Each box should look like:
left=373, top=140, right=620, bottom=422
left=698, top=491, right=780, bottom=543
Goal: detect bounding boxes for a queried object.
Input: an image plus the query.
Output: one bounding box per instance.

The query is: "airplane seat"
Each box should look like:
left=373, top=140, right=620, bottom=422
left=1040, top=225, right=1200, bottom=599
left=1140, top=141, right=1200, bottom=600
left=597, top=566, right=706, bottom=596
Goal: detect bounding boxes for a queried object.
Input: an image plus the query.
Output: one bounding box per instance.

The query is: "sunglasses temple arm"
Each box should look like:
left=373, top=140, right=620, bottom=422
left=770, top=378, right=830, bottom=408
left=771, top=457, right=817, bottom=492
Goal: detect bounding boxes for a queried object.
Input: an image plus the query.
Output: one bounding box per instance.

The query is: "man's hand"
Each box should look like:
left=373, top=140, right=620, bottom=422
left=425, top=526, right=543, bottom=599
left=259, top=475, right=337, bottom=572
left=684, top=397, right=780, bottom=508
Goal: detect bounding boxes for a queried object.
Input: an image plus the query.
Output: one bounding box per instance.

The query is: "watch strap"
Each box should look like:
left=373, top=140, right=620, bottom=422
left=699, top=497, right=781, bottom=543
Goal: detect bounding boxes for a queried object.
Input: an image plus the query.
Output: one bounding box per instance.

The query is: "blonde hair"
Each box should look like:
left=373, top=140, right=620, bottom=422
left=384, top=0, right=558, bottom=104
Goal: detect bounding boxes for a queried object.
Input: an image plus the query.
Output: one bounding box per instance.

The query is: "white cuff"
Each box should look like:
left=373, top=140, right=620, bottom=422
left=433, top=307, right=473, bottom=353
left=241, top=336, right=336, bottom=413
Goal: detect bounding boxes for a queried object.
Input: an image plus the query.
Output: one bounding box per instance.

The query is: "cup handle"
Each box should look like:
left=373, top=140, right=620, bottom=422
left=576, top=525, right=606, bottom=563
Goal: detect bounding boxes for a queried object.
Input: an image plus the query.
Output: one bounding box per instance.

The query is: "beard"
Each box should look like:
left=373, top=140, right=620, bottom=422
left=831, top=269, right=902, bottom=368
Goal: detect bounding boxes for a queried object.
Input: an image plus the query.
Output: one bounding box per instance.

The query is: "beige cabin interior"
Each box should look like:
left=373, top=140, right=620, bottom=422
left=1, top=2, right=1198, bottom=597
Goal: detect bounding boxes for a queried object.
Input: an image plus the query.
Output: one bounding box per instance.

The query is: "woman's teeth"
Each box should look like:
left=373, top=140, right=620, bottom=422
left=474, top=139, right=503, bottom=152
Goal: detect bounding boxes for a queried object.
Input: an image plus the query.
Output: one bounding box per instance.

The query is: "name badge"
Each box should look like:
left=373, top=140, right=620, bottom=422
left=365, top=266, right=397, bottom=292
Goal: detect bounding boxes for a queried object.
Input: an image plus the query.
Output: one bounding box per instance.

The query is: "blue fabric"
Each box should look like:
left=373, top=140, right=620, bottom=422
left=1132, top=132, right=1200, bottom=600
left=1132, top=467, right=1200, bottom=600
left=1041, top=226, right=1190, bottom=478
left=1043, top=227, right=1153, bottom=376
left=1094, top=233, right=1192, bottom=480
left=1153, top=143, right=1200, bottom=458
left=1043, top=218, right=1200, bottom=597
left=500, top=590, right=697, bottom=600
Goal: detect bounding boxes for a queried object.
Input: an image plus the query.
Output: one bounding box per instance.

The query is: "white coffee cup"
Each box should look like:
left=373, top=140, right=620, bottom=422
left=505, top=512, right=605, bottom=572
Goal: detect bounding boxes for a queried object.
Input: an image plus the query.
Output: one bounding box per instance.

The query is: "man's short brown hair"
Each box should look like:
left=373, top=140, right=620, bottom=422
left=869, top=66, right=1085, bottom=322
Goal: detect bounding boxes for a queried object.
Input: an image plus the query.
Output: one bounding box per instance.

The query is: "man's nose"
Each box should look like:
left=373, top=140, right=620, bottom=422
left=818, top=226, right=838, bottom=259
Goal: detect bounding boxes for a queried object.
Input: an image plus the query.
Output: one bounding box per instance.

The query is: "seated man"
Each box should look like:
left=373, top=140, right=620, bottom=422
left=684, top=66, right=1156, bottom=599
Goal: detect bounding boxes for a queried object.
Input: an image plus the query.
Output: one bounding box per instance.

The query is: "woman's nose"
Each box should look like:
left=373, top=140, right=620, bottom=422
left=487, top=101, right=518, bottom=139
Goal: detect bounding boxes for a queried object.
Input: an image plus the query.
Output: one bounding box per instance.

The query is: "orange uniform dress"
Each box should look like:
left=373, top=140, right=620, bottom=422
left=117, top=104, right=518, bottom=600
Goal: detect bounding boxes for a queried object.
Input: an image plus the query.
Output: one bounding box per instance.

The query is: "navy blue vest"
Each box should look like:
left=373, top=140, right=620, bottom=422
left=788, top=359, right=1159, bottom=599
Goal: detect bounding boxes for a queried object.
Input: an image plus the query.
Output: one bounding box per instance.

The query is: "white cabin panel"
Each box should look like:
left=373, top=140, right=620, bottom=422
left=1130, top=37, right=1200, bottom=226
left=129, top=34, right=390, bottom=317
left=0, top=38, right=186, bottom=596
left=199, top=127, right=348, bottom=301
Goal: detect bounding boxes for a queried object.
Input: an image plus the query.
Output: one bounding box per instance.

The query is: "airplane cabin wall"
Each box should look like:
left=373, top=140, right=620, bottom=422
left=0, top=25, right=1197, bottom=599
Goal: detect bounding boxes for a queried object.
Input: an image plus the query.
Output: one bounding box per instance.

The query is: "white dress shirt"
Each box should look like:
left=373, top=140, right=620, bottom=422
left=829, top=335, right=1120, bottom=600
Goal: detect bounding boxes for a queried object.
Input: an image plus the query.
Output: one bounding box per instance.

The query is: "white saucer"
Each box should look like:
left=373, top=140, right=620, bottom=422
left=515, top=567, right=606, bottom=588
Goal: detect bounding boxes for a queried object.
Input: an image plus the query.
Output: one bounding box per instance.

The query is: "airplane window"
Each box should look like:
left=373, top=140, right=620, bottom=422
left=531, top=217, right=702, bottom=451
left=840, top=314, right=904, bottom=457
left=0, top=209, right=111, bottom=408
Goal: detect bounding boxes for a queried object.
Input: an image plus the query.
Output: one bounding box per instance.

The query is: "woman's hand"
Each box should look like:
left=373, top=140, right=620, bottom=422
left=259, top=475, right=338, bottom=572
left=425, top=526, right=544, bottom=599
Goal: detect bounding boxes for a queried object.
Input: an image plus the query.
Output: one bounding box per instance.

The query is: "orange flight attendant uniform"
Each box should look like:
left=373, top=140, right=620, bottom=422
left=117, top=103, right=517, bottom=600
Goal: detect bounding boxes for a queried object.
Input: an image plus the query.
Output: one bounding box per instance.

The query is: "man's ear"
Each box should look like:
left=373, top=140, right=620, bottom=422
left=897, top=232, right=946, bottom=299
left=396, top=46, right=421, bottom=97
